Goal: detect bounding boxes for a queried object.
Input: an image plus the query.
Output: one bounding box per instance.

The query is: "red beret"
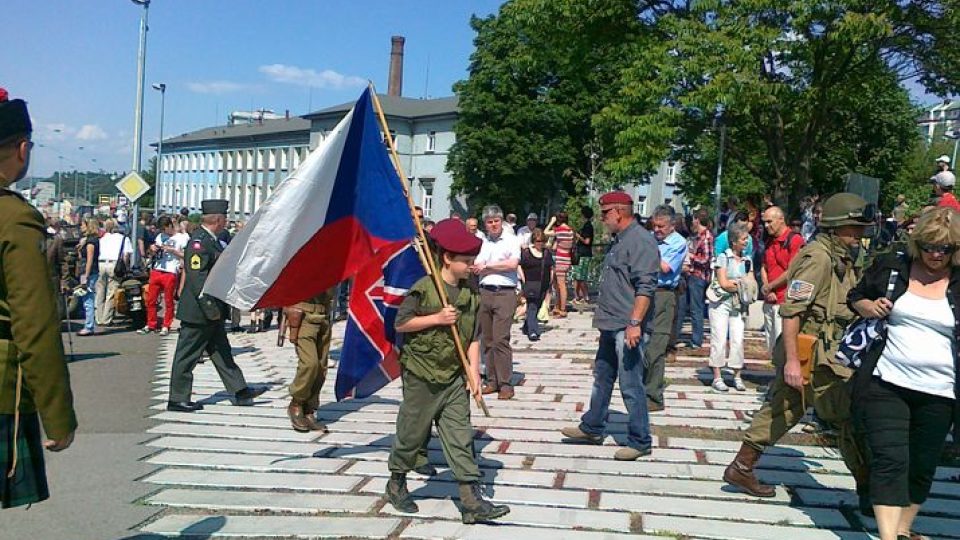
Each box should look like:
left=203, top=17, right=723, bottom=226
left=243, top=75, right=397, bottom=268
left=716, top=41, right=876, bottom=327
left=430, top=218, right=482, bottom=256
left=599, top=191, right=632, bottom=205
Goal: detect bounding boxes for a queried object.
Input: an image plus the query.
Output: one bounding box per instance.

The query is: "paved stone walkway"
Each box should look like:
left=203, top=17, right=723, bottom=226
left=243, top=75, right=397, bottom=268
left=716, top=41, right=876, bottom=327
left=134, top=312, right=960, bottom=539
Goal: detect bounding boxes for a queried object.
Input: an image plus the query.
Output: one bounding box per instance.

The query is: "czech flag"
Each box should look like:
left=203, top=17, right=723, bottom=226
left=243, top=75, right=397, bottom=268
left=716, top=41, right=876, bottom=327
left=203, top=88, right=416, bottom=309
left=335, top=240, right=425, bottom=400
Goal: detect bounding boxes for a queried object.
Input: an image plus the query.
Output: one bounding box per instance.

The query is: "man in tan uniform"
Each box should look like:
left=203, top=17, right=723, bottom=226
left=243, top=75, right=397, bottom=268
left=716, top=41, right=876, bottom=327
left=284, top=291, right=334, bottom=432
left=0, top=88, right=77, bottom=508
left=724, top=192, right=873, bottom=513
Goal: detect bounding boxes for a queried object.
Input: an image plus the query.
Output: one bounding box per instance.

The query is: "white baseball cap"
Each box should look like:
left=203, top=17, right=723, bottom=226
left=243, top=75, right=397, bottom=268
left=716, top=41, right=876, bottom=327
left=930, top=170, right=956, bottom=188
left=936, top=155, right=951, bottom=164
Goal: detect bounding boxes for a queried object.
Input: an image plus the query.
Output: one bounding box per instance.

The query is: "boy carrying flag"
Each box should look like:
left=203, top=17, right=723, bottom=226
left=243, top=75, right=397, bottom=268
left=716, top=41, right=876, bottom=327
left=386, top=219, right=510, bottom=524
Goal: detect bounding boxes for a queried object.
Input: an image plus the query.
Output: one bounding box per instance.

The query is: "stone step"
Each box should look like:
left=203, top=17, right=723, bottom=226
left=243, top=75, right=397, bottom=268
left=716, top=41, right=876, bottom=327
left=142, top=467, right=364, bottom=492
left=401, top=519, right=657, bottom=540
left=140, top=514, right=401, bottom=538
left=144, top=488, right=379, bottom=514
left=642, top=514, right=869, bottom=540
left=145, top=449, right=348, bottom=474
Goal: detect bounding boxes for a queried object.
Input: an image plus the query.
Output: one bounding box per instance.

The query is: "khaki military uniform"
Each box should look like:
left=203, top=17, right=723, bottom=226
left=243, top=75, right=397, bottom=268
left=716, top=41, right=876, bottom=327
left=742, top=233, right=866, bottom=480
left=289, top=290, right=334, bottom=412
left=1, top=188, right=77, bottom=508
left=388, top=277, right=481, bottom=482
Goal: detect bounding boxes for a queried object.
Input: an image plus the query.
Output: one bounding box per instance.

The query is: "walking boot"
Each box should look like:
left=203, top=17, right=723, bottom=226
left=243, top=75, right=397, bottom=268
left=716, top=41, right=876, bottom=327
left=458, top=482, right=510, bottom=524
left=287, top=402, right=313, bottom=433
left=301, top=408, right=329, bottom=433
left=723, top=443, right=776, bottom=497
left=386, top=473, right=419, bottom=513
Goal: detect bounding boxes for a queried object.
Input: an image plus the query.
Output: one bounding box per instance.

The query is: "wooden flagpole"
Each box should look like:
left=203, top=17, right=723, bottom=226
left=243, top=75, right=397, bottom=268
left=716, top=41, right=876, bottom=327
left=368, top=83, right=491, bottom=417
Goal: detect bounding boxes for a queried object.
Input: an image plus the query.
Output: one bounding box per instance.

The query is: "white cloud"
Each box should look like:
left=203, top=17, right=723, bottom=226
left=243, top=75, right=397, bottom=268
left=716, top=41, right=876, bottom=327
left=186, top=81, right=248, bottom=94
left=76, top=124, right=108, bottom=141
left=259, top=64, right=366, bottom=89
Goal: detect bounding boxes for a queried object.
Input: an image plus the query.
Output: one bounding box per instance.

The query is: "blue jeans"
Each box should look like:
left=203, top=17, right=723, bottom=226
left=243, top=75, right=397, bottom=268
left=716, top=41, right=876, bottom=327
left=522, top=297, right=542, bottom=337
left=579, top=329, right=652, bottom=451
left=83, top=273, right=99, bottom=331
left=681, top=276, right=708, bottom=346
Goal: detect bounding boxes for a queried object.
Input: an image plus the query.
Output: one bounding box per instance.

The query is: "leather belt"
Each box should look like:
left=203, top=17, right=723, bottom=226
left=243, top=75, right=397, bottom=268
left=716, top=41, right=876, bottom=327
left=480, top=284, right=512, bottom=292
left=0, top=320, right=11, bottom=340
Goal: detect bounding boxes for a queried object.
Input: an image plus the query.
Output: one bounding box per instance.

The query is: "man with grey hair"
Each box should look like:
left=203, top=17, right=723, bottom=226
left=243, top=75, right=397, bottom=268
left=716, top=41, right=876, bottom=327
left=473, top=205, right=522, bottom=399
left=644, top=204, right=688, bottom=411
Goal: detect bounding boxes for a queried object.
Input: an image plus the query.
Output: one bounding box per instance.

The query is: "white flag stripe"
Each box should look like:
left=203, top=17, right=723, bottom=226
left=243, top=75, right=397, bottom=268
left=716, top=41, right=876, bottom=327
left=203, top=105, right=357, bottom=310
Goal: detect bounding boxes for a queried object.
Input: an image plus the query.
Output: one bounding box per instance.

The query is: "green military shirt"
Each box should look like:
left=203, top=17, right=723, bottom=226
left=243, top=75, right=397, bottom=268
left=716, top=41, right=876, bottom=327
left=395, top=276, right=479, bottom=385
left=177, top=226, right=227, bottom=324
left=780, top=233, right=859, bottom=362
left=0, top=188, right=77, bottom=440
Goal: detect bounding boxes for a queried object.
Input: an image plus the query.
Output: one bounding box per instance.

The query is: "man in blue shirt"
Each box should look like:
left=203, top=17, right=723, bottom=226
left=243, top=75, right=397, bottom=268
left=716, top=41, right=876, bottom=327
left=644, top=205, right=688, bottom=411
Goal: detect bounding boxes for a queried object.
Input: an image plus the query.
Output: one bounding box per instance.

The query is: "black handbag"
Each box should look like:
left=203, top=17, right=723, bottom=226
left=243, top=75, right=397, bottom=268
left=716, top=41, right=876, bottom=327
left=113, top=236, right=129, bottom=280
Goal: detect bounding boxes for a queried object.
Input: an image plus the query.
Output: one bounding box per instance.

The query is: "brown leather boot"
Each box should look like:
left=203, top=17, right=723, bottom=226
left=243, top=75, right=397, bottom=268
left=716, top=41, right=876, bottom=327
left=723, top=443, right=775, bottom=497
left=302, top=408, right=329, bottom=433
left=287, top=402, right=313, bottom=433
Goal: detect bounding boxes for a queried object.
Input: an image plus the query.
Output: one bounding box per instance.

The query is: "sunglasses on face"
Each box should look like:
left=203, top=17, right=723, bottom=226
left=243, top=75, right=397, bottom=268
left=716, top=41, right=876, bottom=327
left=919, top=243, right=957, bottom=255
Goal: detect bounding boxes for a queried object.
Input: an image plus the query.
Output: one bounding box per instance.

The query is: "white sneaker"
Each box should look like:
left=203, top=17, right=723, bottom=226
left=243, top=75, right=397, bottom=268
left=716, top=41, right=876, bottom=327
left=159, top=328, right=170, bottom=337
left=734, top=377, right=747, bottom=392
left=711, top=378, right=729, bottom=392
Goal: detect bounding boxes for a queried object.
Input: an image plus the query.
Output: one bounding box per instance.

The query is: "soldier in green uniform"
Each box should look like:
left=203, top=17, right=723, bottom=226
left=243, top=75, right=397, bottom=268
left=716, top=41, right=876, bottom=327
left=0, top=88, right=77, bottom=508
left=166, top=199, right=263, bottom=412
left=283, top=290, right=334, bottom=432
left=386, top=219, right=510, bottom=524
left=724, top=193, right=873, bottom=511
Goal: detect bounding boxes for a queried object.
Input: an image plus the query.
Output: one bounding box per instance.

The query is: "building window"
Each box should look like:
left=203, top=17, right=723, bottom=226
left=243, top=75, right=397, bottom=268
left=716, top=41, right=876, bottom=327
left=636, top=196, right=647, bottom=217
left=666, top=162, right=677, bottom=185
left=420, top=178, right=435, bottom=218
left=426, top=131, right=436, bottom=153
left=382, top=130, right=397, bottom=148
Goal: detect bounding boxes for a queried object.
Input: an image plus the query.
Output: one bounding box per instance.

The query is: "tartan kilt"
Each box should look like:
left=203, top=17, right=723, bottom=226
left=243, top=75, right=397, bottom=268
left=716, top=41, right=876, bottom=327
left=1, top=412, right=49, bottom=509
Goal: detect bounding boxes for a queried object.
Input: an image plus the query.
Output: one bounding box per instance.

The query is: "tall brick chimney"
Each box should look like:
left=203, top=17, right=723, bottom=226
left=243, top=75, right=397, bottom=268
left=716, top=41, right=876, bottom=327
left=388, top=35, right=405, bottom=97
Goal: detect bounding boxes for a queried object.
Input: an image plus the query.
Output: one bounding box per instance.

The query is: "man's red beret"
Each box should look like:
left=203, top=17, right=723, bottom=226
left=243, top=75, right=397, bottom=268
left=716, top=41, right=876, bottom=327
left=430, top=218, right=482, bottom=256
left=599, top=191, right=632, bottom=206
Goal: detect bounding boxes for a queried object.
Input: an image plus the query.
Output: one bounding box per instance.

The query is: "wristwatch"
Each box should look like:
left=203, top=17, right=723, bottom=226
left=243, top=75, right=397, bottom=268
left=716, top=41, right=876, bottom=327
left=628, top=319, right=641, bottom=327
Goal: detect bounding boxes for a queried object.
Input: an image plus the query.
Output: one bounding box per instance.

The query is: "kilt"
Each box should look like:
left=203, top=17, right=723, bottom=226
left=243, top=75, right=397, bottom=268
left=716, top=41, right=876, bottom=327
left=1, top=412, right=49, bottom=508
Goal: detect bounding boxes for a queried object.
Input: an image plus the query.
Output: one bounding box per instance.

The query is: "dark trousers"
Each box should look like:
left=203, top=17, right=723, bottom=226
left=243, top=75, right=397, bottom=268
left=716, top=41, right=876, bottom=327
left=856, top=376, right=954, bottom=506
left=478, top=288, right=515, bottom=389
left=169, top=321, right=248, bottom=402
left=674, top=275, right=708, bottom=347
left=522, top=297, right=542, bottom=337
left=644, top=289, right=677, bottom=405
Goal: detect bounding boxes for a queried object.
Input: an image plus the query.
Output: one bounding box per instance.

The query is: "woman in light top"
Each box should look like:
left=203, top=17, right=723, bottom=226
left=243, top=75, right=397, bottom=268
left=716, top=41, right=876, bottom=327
left=848, top=206, right=960, bottom=540
left=707, top=222, right=751, bottom=393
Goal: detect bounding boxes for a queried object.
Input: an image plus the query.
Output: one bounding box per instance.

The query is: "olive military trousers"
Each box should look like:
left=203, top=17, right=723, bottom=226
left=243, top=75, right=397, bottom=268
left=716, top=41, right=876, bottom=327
left=643, top=289, right=677, bottom=406
left=743, top=361, right=866, bottom=480
left=289, top=309, right=331, bottom=412
left=388, top=369, right=480, bottom=482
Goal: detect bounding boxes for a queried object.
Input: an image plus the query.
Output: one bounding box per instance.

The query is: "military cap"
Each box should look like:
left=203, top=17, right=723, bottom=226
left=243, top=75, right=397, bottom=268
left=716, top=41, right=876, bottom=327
left=819, top=192, right=873, bottom=229
left=430, top=218, right=482, bottom=256
left=0, top=87, right=32, bottom=142
left=599, top=191, right=632, bottom=206
left=200, top=199, right=229, bottom=215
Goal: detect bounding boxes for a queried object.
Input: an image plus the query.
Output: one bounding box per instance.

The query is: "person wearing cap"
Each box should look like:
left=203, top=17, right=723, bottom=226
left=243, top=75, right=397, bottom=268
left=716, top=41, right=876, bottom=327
left=560, top=191, right=659, bottom=461
left=166, top=199, right=263, bottom=412
left=386, top=218, right=510, bottom=523
left=0, top=88, right=77, bottom=508
left=724, top=192, right=872, bottom=514
left=930, top=159, right=960, bottom=212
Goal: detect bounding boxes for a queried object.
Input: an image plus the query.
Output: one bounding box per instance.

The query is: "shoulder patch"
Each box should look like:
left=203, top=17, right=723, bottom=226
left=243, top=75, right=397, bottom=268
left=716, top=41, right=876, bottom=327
left=190, top=254, right=202, bottom=270
left=787, top=279, right=815, bottom=301
left=192, top=240, right=202, bottom=250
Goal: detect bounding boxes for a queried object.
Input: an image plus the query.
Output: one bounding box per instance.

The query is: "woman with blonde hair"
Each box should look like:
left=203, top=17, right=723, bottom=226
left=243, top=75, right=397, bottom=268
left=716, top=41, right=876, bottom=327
left=76, top=217, right=101, bottom=336
left=848, top=206, right=960, bottom=540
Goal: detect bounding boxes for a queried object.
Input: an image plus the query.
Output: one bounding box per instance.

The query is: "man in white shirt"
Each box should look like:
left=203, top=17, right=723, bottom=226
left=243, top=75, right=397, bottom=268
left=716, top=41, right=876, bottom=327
left=503, top=213, right=518, bottom=236
left=95, top=218, right=133, bottom=326
left=473, top=205, right=521, bottom=400
left=139, top=216, right=187, bottom=335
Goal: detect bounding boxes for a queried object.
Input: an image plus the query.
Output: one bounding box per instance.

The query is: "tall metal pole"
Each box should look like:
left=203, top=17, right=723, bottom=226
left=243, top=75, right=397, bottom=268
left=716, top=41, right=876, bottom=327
left=713, top=109, right=726, bottom=235
left=952, top=137, right=959, bottom=169
left=153, top=83, right=166, bottom=216
left=130, top=0, right=150, bottom=267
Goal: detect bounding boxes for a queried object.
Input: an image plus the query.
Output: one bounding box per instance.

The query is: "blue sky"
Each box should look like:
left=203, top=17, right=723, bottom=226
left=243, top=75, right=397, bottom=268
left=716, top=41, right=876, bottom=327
left=3, top=0, right=503, bottom=177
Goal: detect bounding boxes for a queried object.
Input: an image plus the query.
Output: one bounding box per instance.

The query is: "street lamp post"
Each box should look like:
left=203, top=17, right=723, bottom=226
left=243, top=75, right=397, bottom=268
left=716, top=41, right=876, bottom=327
left=152, top=82, right=166, bottom=216
left=945, top=130, right=960, bottom=167
left=129, top=0, right=150, bottom=267
left=713, top=105, right=726, bottom=235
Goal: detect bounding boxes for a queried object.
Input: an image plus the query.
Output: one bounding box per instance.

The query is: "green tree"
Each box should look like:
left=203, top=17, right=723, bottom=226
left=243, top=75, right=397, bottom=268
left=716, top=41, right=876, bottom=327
left=139, top=155, right=157, bottom=212
left=596, top=0, right=960, bottom=213
left=448, top=0, right=643, bottom=213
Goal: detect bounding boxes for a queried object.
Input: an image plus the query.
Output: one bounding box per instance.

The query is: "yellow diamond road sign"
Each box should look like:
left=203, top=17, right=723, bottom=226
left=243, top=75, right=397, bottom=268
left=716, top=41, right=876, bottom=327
left=115, top=172, right=150, bottom=203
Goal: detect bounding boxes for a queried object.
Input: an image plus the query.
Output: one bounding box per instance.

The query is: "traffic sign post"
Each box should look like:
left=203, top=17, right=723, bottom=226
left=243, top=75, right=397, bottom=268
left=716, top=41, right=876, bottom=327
left=115, top=172, right=150, bottom=268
